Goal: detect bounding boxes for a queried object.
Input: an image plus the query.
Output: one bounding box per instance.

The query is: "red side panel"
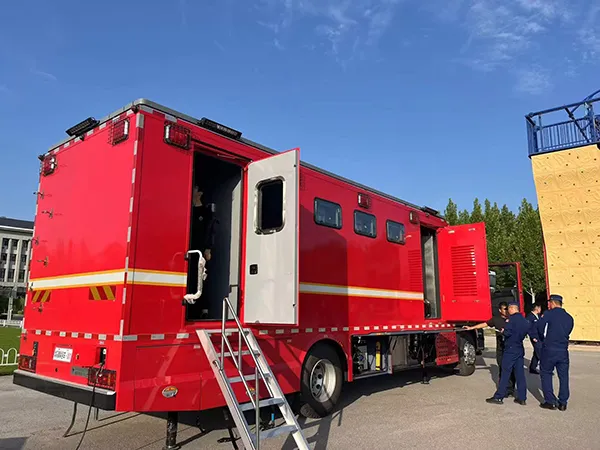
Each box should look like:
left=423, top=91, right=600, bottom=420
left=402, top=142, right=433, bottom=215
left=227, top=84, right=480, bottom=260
left=127, top=113, right=193, bottom=335
left=28, top=123, right=134, bottom=334
left=438, top=223, right=491, bottom=322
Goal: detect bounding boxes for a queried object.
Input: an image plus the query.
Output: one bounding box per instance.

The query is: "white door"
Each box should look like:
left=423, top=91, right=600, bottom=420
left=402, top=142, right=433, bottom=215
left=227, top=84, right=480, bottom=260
left=243, top=148, right=299, bottom=325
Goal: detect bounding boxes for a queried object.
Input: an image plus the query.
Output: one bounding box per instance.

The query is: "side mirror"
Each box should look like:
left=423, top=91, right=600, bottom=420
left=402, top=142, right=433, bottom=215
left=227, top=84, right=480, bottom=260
left=489, top=270, right=497, bottom=294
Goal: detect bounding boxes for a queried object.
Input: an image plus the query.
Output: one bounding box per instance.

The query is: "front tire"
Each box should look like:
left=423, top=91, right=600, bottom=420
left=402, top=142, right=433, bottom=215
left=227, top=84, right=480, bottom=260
left=457, top=333, right=476, bottom=376
left=299, top=343, right=343, bottom=419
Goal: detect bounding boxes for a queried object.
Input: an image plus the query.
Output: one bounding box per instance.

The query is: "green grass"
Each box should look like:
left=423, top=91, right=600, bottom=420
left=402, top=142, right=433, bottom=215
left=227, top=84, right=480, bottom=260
left=0, top=327, right=21, bottom=375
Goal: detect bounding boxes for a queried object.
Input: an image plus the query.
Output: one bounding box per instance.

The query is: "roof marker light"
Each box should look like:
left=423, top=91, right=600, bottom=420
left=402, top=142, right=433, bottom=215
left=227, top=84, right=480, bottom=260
left=199, top=117, right=242, bottom=140
left=66, top=117, right=99, bottom=137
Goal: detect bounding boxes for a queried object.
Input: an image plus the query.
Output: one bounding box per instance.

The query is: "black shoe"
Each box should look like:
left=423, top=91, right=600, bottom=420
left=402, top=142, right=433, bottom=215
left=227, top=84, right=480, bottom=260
left=558, top=404, right=567, bottom=411
left=529, top=369, right=540, bottom=375
left=486, top=397, right=503, bottom=405
left=540, top=402, right=557, bottom=410
left=506, top=390, right=515, bottom=398
left=514, top=398, right=526, bottom=406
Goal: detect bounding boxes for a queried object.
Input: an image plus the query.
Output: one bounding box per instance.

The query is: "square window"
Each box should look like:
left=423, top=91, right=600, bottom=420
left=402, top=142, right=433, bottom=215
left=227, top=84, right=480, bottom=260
left=314, top=198, right=342, bottom=229
left=354, top=210, right=376, bottom=238
left=386, top=220, right=406, bottom=244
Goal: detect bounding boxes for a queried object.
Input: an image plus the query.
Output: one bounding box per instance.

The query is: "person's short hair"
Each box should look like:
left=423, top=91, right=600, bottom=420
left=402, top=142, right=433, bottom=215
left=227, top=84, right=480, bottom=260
left=498, top=301, right=508, bottom=309
left=532, top=302, right=542, bottom=310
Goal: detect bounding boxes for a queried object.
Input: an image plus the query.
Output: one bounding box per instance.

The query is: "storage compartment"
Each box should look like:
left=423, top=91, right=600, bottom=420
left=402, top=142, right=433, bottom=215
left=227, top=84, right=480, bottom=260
left=421, top=227, right=441, bottom=319
left=185, top=150, right=243, bottom=321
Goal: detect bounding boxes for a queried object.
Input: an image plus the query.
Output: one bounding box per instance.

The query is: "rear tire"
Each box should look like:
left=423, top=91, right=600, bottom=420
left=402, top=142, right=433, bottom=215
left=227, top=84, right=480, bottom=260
left=299, top=343, right=343, bottom=419
left=457, top=333, right=476, bottom=376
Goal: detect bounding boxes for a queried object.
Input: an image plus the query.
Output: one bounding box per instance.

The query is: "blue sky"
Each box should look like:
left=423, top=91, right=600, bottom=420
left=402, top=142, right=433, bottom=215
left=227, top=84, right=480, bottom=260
left=1, top=0, right=599, bottom=221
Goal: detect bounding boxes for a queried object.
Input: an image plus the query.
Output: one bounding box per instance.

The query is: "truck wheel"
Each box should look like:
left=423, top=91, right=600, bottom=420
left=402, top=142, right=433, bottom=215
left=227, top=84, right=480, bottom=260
left=299, top=343, right=343, bottom=419
left=457, top=333, right=476, bottom=376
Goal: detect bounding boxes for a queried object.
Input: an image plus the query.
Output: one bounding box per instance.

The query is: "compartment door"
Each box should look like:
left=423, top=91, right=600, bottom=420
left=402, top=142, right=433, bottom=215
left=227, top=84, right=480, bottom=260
left=437, top=223, right=492, bottom=321
left=242, top=149, right=299, bottom=325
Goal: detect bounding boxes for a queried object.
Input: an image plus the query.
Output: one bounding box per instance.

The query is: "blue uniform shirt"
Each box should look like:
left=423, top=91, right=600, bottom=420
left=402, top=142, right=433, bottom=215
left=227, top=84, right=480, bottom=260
left=526, top=312, right=541, bottom=339
left=502, top=312, right=531, bottom=353
left=536, top=308, right=574, bottom=352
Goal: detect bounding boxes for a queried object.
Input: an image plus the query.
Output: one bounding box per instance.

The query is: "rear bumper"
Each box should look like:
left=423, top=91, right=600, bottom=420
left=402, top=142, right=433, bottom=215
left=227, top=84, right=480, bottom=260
left=13, top=370, right=116, bottom=410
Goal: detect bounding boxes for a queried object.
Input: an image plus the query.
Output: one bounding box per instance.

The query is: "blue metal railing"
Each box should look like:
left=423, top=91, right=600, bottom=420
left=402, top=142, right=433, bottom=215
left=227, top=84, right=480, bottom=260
left=526, top=92, right=600, bottom=156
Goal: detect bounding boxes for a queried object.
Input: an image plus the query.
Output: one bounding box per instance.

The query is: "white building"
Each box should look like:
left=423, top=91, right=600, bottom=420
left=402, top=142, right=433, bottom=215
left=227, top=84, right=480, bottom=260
left=0, top=217, right=34, bottom=299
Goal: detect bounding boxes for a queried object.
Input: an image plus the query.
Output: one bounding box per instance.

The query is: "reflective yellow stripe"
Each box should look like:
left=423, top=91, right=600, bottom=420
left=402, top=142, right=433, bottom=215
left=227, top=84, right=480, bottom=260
left=90, top=287, right=101, bottom=300
left=41, top=291, right=51, bottom=303
left=102, top=285, right=115, bottom=300
left=33, top=291, right=41, bottom=302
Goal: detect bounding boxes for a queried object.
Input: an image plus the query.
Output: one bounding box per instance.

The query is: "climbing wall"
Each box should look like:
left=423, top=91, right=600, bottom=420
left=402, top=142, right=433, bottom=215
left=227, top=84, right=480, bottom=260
left=532, top=144, right=600, bottom=342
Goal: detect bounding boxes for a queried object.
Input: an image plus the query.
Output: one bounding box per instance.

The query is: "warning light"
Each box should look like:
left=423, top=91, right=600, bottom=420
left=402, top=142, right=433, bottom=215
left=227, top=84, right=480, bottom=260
left=41, top=155, right=57, bottom=176
left=88, top=367, right=117, bottom=390
left=357, top=193, right=371, bottom=209
left=409, top=211, right=419, bottom=224
left=164, top=122, right=191, bottom=150
left=18, top=355, right=36, bottom=372
left=110, top=118, right=130, bottom=145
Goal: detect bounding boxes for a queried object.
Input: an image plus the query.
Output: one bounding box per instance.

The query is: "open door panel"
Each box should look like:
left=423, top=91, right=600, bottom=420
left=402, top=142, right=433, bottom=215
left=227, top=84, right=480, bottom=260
left=437, top=222, right=492, bottom=322
left=242, top=148, right=299, bottom=325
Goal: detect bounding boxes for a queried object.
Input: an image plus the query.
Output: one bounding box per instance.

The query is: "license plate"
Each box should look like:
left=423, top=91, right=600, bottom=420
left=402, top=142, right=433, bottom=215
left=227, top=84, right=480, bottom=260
left=53, top=347, right=73, bottom=363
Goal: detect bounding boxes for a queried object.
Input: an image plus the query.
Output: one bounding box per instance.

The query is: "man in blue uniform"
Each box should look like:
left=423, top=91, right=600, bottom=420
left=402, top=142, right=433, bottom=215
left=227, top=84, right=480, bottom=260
left=526, top=303, right=543, bottom=374
left=535, top=294, right=574, bottom=411
left=486, top=301, right=530, bottom=405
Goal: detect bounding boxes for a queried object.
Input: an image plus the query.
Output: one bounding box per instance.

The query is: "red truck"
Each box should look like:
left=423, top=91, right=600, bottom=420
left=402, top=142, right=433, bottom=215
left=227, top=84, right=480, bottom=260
left=15, top=99, right=500, bottom=449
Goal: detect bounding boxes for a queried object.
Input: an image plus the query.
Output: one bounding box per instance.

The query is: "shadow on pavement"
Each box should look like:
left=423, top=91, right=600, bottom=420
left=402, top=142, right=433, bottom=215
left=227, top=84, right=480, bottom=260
left=0, top=437, right=28, bottom=450
left=278, top=367, right=456, bottom=450
left=480, top=349, right=544, bottom=403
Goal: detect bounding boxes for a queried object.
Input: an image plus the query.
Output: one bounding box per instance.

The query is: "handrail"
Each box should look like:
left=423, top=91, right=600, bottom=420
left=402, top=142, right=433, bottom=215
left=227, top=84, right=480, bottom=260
left=218, top=296, right=273, bottom=446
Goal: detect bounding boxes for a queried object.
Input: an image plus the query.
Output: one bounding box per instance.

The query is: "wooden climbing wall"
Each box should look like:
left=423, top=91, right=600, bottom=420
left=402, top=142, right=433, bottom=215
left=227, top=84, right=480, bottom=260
left=532, top=144, right=600, bottom=341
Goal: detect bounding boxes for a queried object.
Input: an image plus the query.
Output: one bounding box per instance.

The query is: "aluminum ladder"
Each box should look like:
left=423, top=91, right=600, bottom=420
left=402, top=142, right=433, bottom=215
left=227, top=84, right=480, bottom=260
left=196, top=297, right=310, bottom=450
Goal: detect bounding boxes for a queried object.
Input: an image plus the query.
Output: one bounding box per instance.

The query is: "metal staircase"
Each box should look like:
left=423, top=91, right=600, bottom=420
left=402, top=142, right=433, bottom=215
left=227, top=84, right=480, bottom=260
left=196, top=297, right=310, bottom=450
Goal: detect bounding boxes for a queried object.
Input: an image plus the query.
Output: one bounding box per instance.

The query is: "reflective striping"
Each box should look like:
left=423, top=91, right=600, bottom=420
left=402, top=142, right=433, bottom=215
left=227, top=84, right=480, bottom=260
left=299, top=282, right=424, bottom=300
left=126, top=269, right=187, bottom=287
left=25, top=323, right=458, bottom=343
left=89, top=285, right=116, bottom=301
left=31, top=290, right=51, bottom=303
left=30, top=270, right=125, bottom=290
left=136, top=114, right=145, bottom=129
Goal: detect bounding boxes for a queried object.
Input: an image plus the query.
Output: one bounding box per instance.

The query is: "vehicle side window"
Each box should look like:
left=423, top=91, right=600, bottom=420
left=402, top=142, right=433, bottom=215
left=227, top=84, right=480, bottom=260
left=257, top=178, right=284, bottom=233
left=386, top=220, right=405, bottom=244
left=314, top=198, right=342, bottom=229
left=354, top=210, right=376, bottom=238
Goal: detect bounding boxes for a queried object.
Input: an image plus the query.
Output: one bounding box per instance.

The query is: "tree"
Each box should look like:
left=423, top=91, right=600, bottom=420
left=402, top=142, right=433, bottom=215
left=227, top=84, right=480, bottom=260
left=514, top=199, right=545, bottom=300
left=458, top=209, right=471, bottom=224
left=444, top=199, right=459, bottom=225
left=470, top=198, right=484, bottom=223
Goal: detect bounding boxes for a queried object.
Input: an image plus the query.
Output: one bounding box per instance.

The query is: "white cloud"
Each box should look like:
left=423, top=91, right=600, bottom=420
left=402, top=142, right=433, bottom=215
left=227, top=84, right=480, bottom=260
left=256, top=0, right=403, bottom=62
left=514, top=66, right=553, bottom=95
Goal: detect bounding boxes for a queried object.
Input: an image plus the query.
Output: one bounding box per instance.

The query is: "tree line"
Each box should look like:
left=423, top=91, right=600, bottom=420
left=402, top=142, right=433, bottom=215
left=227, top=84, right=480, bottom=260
left=444, top=198, right=545, bottom=301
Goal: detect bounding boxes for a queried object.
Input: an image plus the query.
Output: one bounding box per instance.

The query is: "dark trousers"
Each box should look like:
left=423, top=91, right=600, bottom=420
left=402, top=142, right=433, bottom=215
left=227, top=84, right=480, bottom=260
left=540, top=349, right=570, bottom=405
left=497, top=345, right=516, bottom=391
left=529, top=340, right=542, bottom=371
left=495, top=349, right=527, bottom=401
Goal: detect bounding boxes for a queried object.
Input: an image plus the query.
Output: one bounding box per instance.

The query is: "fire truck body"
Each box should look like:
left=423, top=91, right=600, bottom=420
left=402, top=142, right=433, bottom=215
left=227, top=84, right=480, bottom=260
left=14, top=99, right=492, bottom=417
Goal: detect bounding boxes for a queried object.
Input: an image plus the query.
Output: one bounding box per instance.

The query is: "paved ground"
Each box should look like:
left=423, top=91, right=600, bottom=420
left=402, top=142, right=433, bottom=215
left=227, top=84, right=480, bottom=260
left=1, top=337, right=599, bottom=450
